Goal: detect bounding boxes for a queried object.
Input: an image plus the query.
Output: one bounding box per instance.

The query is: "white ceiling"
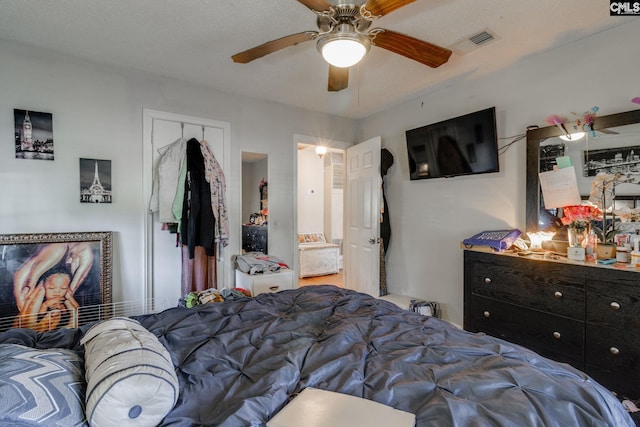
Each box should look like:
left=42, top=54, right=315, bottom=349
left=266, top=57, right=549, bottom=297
left=0, top=0, right=631, bottom=119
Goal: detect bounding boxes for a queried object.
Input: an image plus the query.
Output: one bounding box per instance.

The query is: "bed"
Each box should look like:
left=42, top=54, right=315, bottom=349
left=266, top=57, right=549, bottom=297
left=0, top=285, right=634, bottom=426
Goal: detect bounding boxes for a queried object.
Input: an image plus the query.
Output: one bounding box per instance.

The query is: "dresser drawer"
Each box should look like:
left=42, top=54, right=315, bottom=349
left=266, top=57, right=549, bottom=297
left=586, top=325, right=640, bottom=397
left=586, top=325, right=640, bottom=372
left=235, top=269, right=294, bottom=295
left=466, top=253, right=584, bottom=319
left=586, top=280, right=640, bottom=329
left=253, top=279, right=293, bottom=295
left=467, top=295, right=585, bottom=367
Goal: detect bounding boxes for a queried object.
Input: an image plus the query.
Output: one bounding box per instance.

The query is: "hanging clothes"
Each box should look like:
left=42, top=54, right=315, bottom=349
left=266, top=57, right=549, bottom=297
left=379, top=148, right=394, bottom=296
left=199, top=139, right=230, bottom=248
left=149, top=137, right=186, bottom=223
left=171, top=156, right=188, bottom=231
left=150, top=135, right=229, bottom=293
left=180, top=138, right=216, bottom=259
left=181, top=245, right=216, bottom=295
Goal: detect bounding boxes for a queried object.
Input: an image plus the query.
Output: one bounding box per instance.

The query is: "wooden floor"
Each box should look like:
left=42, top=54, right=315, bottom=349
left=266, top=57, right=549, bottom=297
left=298, top=270, right=343, bottom=287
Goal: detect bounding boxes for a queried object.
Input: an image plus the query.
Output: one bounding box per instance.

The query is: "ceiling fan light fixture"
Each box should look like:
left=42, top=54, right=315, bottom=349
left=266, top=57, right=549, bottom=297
left=318, top=33, right=370, bottom=68
left=559, top=131, right=586, bottom=142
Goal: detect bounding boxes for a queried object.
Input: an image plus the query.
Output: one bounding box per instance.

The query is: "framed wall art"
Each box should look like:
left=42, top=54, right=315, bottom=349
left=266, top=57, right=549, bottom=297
left=583, top=145, right=640, bottom=183
left=0, top=231, right=112, bottom=332
left=14, top=109, right=54, bottom=160
left=80, top=158, right=112, bottom=203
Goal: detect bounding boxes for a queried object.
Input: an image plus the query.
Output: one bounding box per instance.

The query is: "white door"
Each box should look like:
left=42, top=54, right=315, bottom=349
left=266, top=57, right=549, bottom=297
left=143, top=110, right=231, bottom=309
left=344, top=137, right=381, bottom=296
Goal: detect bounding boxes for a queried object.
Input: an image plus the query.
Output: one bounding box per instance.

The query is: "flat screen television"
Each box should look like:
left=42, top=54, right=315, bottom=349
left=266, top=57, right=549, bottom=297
left=405, top=107, right=499, bottom=180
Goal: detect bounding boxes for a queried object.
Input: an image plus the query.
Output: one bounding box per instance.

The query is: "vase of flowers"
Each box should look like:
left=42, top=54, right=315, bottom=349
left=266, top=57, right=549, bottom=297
left=566, top=223, right=589, bottom=248
left=561, top=205, right=602, bottom=261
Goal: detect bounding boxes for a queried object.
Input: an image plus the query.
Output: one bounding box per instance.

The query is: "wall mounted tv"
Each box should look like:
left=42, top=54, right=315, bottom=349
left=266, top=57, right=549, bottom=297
left=406, top=106, right=499, bottom=180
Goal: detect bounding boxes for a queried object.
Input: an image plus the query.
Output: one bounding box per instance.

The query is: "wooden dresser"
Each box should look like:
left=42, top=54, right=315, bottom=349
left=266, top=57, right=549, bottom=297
left=464, top=249, right=640, bottom=398
left=242, top=225, right=267, bottom=253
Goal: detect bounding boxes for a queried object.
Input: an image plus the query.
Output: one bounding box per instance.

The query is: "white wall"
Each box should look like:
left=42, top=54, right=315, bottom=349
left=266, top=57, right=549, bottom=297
left=0, top=39, right=357, bottom=304
left=297, top=148, right=325, bottom=233
left=357, top=20, right=640, bottom=326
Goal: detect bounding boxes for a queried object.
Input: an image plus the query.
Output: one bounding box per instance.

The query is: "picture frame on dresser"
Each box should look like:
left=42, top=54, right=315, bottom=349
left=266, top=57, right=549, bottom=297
left=0, top=231, right=112, bottom=333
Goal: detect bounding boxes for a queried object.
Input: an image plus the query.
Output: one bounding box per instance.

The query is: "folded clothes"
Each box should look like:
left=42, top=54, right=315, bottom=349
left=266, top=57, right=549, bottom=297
left=235, top=252, right=289, bottom=275
left=179, top=287, right=252, bottom=308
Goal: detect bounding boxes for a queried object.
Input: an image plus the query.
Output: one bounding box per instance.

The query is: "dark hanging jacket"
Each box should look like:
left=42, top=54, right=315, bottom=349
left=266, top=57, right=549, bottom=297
left=181, top=138, right=216, bottom=258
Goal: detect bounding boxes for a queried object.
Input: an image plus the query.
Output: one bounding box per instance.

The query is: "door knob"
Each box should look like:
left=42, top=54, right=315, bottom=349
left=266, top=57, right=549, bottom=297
left=369, top=237, right=379, bottom=244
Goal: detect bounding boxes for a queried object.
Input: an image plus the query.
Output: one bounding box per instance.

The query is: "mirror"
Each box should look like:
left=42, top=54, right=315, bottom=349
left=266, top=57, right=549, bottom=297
left=242, top=152, right=268, bottom=253
left=526, top=109, right=640, bottom=231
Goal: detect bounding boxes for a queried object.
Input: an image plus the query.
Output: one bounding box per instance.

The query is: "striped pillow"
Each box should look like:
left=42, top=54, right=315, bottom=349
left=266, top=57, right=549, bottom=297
left=0, top=344, right=87, bottom=426
left=81, top=317, right=178, bottom=427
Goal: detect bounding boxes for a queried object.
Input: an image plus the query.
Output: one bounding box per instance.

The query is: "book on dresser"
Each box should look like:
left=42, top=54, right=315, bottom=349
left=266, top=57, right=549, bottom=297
left=463, top=249, right=640, bottom=399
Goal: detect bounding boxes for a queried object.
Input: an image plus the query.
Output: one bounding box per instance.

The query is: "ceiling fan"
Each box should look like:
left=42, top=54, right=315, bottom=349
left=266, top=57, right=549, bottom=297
left=231, top=0, right=452, bottom=92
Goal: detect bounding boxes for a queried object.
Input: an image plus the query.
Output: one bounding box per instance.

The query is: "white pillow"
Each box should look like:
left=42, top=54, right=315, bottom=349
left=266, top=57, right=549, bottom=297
left=81, top=317, right=179, bottom=427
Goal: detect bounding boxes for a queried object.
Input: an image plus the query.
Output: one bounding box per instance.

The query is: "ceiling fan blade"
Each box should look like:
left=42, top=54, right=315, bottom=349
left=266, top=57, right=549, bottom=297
left=371, top=29, right=452, bottom=68
left=328, top=65, right=349, bottom=92
left=297, top=0, right=332, bottom=12
left=598, top=128, right=619, bottom=135
left=363, top=0, right=415, bottom=17
left=232, top=32, right=317, bottom=64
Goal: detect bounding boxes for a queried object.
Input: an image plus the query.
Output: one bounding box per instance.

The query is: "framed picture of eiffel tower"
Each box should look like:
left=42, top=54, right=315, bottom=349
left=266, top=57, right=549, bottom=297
left=79, top=158, right=112, bottom=203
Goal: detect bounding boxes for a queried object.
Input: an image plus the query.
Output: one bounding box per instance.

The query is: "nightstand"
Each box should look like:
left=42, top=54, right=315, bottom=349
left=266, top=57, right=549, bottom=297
left=235, top=269, right=295, bottom=296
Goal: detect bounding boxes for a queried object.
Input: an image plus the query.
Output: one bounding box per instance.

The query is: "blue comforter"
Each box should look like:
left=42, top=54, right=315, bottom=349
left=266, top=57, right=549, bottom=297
left=0, top=285, right=633, bottom=426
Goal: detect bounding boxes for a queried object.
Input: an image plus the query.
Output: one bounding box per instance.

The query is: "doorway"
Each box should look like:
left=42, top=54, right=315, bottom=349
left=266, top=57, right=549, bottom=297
left=294, top=134, right=382, bottom=296
left=295, top=138, right=347, bottom=288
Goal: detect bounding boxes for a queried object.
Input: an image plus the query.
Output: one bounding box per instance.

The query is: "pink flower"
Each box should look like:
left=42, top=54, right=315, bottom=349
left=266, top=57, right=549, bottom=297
left=545, top=114, right=566, bottom=126
left=583, top=112, right=596, bottom=125
left=561, top=205, right=602, bottom=226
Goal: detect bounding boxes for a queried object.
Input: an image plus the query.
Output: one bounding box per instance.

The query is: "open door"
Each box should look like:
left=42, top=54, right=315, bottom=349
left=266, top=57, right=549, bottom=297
left=344, top=137, right=381, bottom=296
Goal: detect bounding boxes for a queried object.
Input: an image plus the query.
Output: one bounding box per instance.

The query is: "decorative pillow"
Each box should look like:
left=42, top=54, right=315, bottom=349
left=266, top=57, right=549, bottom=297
left=81, top=317, right=179, bottom=427
left=0, top=344, right=87, bottom=426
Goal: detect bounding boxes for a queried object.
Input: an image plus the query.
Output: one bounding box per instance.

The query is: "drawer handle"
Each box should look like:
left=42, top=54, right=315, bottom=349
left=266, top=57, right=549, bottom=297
left=554, top=291, right=563, bottom=299
left=484, top=277, right=492, bottom=285
left=610, top=347, right=620, bottom=356
left=610, top=302, right=621, bottom=310
left=483, top=311, right=491, bottom=318
left=268, top=286, right=280, bottom=291
left=553, top=331, right=561, bottom=339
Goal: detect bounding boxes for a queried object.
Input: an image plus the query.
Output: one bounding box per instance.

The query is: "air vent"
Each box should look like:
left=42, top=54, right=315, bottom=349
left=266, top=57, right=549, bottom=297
left=450, top=29, right=497, bottom=55
left=469, top=31, right=494, bottom=46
